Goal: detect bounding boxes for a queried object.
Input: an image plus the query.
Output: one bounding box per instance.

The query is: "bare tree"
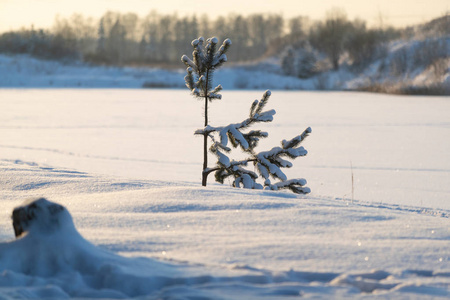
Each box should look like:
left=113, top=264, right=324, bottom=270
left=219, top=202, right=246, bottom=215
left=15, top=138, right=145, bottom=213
left=310, top=8, right=351, bottom=70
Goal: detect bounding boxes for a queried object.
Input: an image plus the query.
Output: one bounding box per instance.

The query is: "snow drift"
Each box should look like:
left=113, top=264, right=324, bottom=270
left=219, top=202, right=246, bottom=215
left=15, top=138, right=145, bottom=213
left=0, top=161, right=449, bottom=299
left=0, top=198, right=369, bottom=299
left=0, top=198, right=353, bottom=299
left=1, top=198, right=204, bottom=298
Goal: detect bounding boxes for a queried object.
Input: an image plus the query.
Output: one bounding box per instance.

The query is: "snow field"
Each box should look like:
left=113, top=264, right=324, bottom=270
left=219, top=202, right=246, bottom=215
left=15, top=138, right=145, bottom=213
left=0, top=89, right=449, bottom=209
left=0, top=159, right=449, bottom=299
left=0, top=89, right=449, bottom=298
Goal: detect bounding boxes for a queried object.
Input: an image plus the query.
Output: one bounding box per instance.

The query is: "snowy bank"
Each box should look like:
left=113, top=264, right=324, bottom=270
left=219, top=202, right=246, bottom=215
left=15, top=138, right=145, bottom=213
left=1, top=35, right=449, bottom=93
left=345, top=37, right=450, bottom=94
left=0, top=54, right=185, bottom=89
left=0, top=53, right=320, bottom=90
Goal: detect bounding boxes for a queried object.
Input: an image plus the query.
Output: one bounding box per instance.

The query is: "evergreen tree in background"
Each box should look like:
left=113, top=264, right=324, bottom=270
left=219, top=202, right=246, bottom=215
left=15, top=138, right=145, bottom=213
left=182, top=37, right=311, bottom=193
left=281, top=46, right=296, bottom=76
left=295, top=45, right=318, bottom=78
left=281, top=43, right=317, bottom=78
left=97, top=18, right=106, bottom=55
left=107, top=20, right=126, bottom=63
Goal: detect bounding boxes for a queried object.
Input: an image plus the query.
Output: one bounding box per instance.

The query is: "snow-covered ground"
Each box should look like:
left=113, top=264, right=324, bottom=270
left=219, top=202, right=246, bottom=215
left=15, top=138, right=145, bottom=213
left=0, top=54, right=185, bottom=89
left=1, top=89, right=449, bottom=209
left=0, top=89, right=449, bottom=298
left=345, top=37, right=450, bottom=92
left=0, top=54, right=313, bottom=90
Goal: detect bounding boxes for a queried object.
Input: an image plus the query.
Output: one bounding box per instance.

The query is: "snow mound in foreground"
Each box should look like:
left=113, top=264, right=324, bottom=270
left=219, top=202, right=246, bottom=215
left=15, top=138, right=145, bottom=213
left=1, top=198, right=212, bottom=299
left=0, top=198, right=347, bottom=299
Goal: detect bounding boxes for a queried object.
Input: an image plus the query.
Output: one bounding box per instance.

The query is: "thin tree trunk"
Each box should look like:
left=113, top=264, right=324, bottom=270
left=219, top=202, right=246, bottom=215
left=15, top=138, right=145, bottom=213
left=201, top=126, right=208, bottom=186
left=202, top=70, right=209, bottom=186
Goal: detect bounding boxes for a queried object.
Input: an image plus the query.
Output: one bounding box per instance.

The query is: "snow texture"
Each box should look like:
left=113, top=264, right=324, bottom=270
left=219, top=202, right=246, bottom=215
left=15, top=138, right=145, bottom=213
left=1, top=198, right=231, bottom=298
left=0, top=160, right=448, bottom=299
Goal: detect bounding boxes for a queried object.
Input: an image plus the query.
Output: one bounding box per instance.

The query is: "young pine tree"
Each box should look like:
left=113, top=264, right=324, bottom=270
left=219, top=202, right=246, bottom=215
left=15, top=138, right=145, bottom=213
left=182, top=37, right=311, bottom=194
left=181, top=37, right=230, bottom=186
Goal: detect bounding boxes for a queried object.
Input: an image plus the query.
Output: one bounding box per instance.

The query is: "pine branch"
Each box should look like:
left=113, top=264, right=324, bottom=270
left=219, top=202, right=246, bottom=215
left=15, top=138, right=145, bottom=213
left=282, top=127, right=312, bottom=149
left=194, top=90, right=275, bottom=152
left=234, top=172, right=262, bottom=189
left=192, top=37, right=205, bottom=74
left=181, top=56, right=196, bottom=70
left=254, top=90, right=271, bottom=116
left=255, top=128, right=310, bottom=182
left=243, top=130, right=268, bottom=149
left=182, top=37, right=230, bottom=102
left=208, top=84, right=223, bottom=100
left=249, top=100, right=258, bottom=118
left=207, top=122, right=311, bottom=193
left=183, top=67, right=195, bottom=91
left=212, top=39, right=231, bottom=69
left=270, top=179, right=310, bottom=194
left=206, top=37, right=218, bottom=66
left=212, top=159, right=261, bottom=189
left=256, top=148, right=289, bottom=181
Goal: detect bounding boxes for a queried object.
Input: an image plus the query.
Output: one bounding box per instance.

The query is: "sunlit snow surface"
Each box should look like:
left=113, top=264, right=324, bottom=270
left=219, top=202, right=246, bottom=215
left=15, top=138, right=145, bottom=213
left=0, top=89, right=449, bottom=298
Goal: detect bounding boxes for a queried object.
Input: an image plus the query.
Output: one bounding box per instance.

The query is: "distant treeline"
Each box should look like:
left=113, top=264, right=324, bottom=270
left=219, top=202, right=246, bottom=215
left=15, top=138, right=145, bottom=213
left=0, top=10, right=447, bottom=70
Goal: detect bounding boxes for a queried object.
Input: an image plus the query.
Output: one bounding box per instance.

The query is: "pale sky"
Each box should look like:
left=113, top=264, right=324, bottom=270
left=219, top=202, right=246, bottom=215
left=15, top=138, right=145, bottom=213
left=0, top=0, right=448, bottom=32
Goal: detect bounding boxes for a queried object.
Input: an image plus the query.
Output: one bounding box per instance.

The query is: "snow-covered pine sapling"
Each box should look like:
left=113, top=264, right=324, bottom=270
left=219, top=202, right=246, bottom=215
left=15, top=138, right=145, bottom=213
left=181, top=37, right=231, bottom=186
left=196, top=91, right=312, bottom=194
left=182, top=37, right=311, bottom=193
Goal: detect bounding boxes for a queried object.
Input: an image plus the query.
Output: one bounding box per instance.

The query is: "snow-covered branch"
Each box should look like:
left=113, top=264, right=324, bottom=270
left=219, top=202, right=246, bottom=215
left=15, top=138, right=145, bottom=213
left=181, top=37, right=232, bottom=101
left=270, top=179, right=311, bottom=194
left=201, top=92, right=311, bottom=194
left=282, top=127, right=312, bottom=150
left=195, top=90, right=275, bottom=151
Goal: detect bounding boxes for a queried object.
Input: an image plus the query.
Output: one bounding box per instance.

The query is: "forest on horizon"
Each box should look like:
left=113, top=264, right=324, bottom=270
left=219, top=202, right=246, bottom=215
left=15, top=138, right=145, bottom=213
left=0, top=9, right=448, bottom=75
